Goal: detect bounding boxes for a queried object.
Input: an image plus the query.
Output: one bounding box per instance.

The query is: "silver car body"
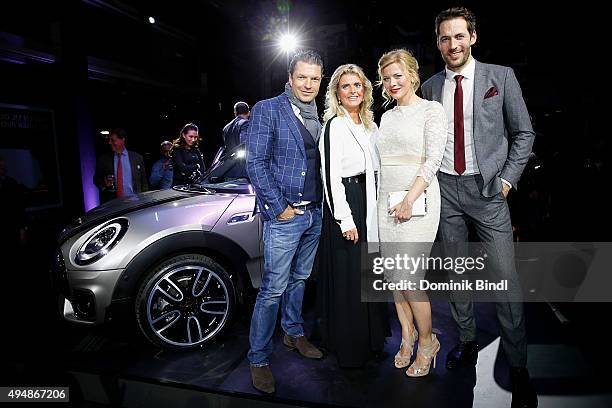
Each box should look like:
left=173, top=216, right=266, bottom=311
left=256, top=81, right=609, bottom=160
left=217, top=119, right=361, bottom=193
left=55, top=148, right=263, bottom=331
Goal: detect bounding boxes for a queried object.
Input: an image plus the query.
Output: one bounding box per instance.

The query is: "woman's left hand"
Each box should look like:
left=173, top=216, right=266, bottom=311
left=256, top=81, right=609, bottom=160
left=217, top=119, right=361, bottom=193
left=389, top=199, right=413, bottom=223
left=342, top=228, right=359, bottom=244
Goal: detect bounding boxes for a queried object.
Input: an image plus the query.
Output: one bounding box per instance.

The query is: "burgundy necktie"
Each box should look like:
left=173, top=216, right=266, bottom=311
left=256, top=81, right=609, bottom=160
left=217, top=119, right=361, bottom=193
left=454, top=75, right=466, bottom=175
left=116, top=154, right=124, bottom=197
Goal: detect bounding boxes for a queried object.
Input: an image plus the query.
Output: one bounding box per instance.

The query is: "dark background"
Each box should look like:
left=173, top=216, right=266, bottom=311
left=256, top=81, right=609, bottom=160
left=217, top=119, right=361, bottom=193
left=0, top=0, right=606, bottom=234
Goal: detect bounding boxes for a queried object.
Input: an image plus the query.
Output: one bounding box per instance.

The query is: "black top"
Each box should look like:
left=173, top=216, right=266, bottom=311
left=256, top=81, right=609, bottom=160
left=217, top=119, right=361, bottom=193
left=171, top=146, right=206, bottom=186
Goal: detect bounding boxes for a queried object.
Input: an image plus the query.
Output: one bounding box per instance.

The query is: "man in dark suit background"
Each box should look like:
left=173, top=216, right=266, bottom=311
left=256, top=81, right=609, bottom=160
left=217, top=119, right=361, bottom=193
left=422, top=7, right=537, bottom=408
left=94, top=128, right=148, bottom=203
left=222, top=101, right=250, bottom=153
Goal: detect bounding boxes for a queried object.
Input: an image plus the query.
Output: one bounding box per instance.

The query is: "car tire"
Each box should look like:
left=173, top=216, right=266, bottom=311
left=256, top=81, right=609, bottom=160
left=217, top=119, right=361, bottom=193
left=135, top=253, right=235, bottom=350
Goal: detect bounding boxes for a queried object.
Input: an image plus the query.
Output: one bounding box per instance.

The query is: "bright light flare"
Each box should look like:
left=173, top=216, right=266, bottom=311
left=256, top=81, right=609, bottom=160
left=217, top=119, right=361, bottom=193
left=279, top=33, right=299, bottom=53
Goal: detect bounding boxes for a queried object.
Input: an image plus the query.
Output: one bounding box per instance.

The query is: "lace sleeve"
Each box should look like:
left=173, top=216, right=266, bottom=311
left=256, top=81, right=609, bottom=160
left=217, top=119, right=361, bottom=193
left=417, top=101, right=448, bottom=184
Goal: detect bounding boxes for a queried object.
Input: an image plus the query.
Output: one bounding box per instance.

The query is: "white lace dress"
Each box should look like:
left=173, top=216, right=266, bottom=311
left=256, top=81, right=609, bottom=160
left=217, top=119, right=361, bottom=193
left=376, top=99, right=447, bottom=282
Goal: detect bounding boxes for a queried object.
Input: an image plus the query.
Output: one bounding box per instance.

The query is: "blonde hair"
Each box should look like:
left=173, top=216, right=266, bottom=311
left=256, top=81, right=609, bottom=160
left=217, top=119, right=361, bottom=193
left=376, top=49, right=420, bottom=108
left=323, top=64, right=374, bottom=129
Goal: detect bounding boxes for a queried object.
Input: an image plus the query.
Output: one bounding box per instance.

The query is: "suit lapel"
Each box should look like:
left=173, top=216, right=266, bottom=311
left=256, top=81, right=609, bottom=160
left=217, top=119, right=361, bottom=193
left=127, top=151, right=138, bottom=189
left=472, top=61, right=487, bottom=142
left=432, top=71, right=445, bottom=103
left=279, top=96, right=306, bottom=157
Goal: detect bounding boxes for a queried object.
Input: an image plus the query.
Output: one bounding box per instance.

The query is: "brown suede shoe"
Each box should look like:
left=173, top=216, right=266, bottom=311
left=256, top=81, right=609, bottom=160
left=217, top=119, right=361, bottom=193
left=250, top=365, right=275, bottom=394
left=283, top=334, right=323, bottom=359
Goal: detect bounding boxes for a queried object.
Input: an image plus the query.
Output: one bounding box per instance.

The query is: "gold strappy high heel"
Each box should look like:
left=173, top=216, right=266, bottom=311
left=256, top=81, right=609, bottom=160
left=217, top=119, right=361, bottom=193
left=406, top=333, right=440, bottom=377
left=394, top=329, right=418, bottom=368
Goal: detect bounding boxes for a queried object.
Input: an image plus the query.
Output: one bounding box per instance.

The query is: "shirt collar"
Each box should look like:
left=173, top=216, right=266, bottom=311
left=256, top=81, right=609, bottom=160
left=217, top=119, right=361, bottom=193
left=116, top=149, right=128, bottom=158
left=290, top=103, right=300, bottom=116
left=445, top=57, right=476, bottom=81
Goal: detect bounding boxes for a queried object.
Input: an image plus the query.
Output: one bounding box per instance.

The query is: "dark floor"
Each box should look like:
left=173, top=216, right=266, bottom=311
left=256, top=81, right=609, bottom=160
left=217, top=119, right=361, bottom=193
left=5, top=278, right=612, bottom=408
left=3, top=221, right=612, bottom=407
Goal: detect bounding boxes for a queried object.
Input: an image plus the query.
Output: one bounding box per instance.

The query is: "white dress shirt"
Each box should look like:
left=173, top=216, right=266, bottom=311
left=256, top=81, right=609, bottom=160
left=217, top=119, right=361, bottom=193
left=291, top=103, right=304, bottom=124
left=440, top=57, right=478, bottom=176
left=439, top=57, right=512, bottom=188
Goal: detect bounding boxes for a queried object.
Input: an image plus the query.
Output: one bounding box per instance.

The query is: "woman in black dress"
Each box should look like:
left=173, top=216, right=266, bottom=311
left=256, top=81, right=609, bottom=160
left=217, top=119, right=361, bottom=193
left=317, top=64, right=389, bottom=368
left=171, top=123, right=206, bottom=186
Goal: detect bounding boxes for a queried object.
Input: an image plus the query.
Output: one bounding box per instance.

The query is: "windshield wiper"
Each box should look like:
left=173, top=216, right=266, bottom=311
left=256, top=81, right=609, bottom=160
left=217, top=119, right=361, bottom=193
left=190, top=184, right=215, bottom=193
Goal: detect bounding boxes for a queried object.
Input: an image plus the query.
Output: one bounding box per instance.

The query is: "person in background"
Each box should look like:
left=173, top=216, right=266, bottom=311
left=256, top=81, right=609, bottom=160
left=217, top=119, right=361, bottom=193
left=222, top=101, right=250, bottom=153
left=94, top=128, right=148, bottom=203
left=171, top=123, right=206, bottom=186
left=0, top=156, right=28, bottom=251
left=149, top=140, right=173, bottom=190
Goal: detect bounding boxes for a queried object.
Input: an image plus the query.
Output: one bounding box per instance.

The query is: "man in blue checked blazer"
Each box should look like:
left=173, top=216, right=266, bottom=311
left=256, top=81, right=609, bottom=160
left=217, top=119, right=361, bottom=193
left=246, top=50, right=325, bottom=394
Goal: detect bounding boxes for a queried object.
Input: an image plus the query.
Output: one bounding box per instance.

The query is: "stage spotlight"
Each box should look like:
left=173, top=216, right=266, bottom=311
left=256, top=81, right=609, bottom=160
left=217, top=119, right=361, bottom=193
left=100, top=130, right=109, bottom=135
left=279, top=33, right=298, bottom=53
left=148, top=16, right=156, bottom=24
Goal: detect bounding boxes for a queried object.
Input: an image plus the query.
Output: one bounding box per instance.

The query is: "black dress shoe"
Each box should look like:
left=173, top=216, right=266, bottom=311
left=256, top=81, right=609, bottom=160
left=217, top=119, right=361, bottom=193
left=510, top=367, right=538, bottom=408
left=445, top=340, right=478, bottom=369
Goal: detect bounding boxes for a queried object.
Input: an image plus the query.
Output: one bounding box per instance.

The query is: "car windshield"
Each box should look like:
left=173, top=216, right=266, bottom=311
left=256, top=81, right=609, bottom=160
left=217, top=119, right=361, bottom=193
left=195, top=144, right=251, bottom=193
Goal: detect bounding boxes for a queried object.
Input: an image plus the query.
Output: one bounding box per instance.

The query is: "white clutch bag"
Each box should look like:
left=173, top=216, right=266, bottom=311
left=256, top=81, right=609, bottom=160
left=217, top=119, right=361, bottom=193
left=387, top=190, right=427, bottom=216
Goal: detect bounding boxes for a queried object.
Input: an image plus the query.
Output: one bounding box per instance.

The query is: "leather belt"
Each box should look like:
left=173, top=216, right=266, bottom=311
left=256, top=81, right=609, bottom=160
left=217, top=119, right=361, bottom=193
left=342, top=173, right=366, bottom=183
left=292, top=202, right=321, bottom=211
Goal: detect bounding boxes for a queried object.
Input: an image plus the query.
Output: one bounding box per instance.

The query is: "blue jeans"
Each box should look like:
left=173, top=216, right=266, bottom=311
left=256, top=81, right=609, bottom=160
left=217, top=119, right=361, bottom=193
left=248, top=206, right=322, bottom=366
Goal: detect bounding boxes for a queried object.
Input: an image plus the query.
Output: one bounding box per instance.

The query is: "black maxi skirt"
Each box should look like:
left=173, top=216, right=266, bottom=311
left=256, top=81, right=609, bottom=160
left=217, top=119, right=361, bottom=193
left=317, top=177, right=390, bottom=368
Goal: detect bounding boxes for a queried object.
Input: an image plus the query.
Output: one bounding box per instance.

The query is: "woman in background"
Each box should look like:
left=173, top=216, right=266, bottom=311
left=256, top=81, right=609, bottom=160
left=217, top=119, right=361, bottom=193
left=171, top=123, right=206, bottom=186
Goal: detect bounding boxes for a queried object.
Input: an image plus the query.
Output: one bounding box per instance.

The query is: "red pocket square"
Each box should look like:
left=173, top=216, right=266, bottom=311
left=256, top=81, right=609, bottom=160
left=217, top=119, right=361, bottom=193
left=484, top=87, right=499, bottom=99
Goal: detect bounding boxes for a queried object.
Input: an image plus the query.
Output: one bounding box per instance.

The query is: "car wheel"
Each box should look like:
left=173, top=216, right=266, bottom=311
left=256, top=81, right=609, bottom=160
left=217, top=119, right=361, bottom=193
left=135, top=254, right=235, bottom=350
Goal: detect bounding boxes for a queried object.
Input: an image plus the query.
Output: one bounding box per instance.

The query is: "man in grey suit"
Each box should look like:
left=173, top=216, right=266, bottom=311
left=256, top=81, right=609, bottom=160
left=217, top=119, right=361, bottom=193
left=422, top=7, right=537, bottom=408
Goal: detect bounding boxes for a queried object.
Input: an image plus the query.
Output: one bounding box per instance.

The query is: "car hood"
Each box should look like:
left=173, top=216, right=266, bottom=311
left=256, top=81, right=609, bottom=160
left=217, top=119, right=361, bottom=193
left=58, top=188, right=210, bottom=244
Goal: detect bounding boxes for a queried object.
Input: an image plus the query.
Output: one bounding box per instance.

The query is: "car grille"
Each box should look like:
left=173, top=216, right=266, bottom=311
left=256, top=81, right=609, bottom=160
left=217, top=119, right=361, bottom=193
left=71, top=289, right=96, bottom=321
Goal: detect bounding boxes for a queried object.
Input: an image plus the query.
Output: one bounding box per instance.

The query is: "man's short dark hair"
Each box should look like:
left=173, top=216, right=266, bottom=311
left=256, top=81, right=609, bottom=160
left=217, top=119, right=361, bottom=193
left=111, top=128, right=127, bottom=140
left=288, top=49, right=324, bottom=75
left=234, top=101, right=250, bottom=115
left=435, top=7, right=477, bottom=36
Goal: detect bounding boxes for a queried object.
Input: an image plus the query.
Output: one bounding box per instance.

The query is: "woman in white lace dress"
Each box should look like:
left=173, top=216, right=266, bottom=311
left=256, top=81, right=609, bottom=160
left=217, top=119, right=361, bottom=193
left=376, top=49, right=447, bottom=377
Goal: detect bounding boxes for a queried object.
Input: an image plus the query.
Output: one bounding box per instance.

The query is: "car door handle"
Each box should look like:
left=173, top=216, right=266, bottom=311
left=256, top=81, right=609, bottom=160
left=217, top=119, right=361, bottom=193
left=227, top=212, right=255, bottom=225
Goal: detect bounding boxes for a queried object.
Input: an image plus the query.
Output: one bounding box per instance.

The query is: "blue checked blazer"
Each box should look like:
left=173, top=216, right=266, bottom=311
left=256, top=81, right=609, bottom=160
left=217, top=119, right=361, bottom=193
left=246, top=93, right=318, bottom=220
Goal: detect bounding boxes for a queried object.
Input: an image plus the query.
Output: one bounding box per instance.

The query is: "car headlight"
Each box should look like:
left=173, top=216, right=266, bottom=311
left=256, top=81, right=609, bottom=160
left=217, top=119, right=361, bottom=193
left=233, top=149, right=246, bottom=159
left=75, top=218, right=129, bottom=265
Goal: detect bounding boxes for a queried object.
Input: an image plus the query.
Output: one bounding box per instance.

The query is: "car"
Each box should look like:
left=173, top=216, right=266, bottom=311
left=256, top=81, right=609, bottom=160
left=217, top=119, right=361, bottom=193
left=53, top=145, right=263, bottom=350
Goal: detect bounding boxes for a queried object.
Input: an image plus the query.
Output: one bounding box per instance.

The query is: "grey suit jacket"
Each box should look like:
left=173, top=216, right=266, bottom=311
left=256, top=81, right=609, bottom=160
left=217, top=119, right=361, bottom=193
left=421, top=61, right=535, bottom=197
